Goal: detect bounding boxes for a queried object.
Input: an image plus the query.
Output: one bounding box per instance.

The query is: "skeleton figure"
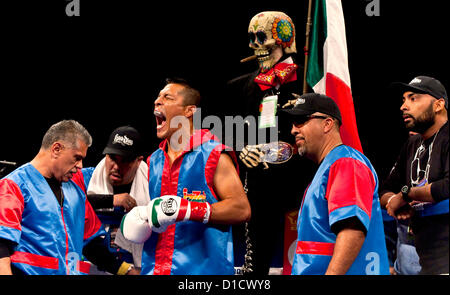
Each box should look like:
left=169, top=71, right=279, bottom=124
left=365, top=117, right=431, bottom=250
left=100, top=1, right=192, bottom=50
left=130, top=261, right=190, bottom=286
left=248, top=11, right=296, bottom=73
left=231, top=11, right=314, bottom=276
left=240, top=11, right=298, bottom=169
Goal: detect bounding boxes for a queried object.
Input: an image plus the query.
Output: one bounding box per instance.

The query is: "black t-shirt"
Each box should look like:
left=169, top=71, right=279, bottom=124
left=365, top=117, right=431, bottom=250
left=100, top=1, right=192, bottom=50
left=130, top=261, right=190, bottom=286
left=45, top=176, right=64, bottom=206
left=379, top=121, right=449, bottom=274
left=380, top=121, right=449, bottom=202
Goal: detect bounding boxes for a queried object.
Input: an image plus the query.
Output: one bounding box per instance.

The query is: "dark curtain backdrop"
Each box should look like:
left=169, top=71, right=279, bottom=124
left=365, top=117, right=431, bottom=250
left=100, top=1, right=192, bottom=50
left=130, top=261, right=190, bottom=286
left=1, top=0, right=447, bottom=183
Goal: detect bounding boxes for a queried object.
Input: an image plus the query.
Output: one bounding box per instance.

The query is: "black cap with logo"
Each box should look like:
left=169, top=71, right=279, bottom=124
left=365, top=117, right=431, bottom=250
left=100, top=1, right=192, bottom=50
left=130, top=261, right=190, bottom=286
left=391, top=75, right=448, bottom=109
left=103, top=126, right=143, bottom=159
left=280, top=93, right=342, bottom=124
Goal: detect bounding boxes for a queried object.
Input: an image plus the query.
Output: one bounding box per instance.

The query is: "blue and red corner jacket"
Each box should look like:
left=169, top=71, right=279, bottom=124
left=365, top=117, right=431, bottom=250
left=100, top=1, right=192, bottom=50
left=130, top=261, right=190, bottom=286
left=292, top=145, right=390, bottom=275
left=0, top=163, right=104, bottom=275
left=142, top=129, right=238, bottom=275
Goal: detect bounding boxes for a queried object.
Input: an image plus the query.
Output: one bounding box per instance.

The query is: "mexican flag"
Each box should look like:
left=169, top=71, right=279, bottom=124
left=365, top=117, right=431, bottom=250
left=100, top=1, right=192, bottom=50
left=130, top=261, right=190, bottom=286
left=307, top=0, right=363, bottom=153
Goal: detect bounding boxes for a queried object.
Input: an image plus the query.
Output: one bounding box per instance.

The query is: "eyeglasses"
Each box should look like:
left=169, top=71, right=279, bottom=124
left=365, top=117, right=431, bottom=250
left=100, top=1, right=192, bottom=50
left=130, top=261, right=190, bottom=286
left=293, top=115, right=329, bottom=127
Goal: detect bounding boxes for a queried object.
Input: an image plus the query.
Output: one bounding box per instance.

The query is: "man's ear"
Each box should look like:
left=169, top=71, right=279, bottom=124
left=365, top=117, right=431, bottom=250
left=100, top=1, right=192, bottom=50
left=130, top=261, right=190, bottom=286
left=434, top=98, right=446, bottom=113
left=323, top=117, right=336, bottom=133
left=51, top=142, right=64, bottom=158
left=184, top=105, right=197, bottom=118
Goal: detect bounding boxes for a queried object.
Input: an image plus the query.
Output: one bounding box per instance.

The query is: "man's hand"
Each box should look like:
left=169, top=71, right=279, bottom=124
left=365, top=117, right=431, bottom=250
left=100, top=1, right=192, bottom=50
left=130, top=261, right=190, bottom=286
left=126, top=267, right=141, bottom=275
left=239, top=145, right=268, bottom=169
left=386, top=193, right=414, bottom=220
left=114, top=193, right=137, bottom=212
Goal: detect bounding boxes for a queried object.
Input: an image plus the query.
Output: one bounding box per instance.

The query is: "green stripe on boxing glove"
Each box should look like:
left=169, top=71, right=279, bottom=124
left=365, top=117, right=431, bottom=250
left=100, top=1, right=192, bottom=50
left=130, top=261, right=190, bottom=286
left=120, top=206, right=152, bottom=243
left=148, top=195, right=211, bottom=233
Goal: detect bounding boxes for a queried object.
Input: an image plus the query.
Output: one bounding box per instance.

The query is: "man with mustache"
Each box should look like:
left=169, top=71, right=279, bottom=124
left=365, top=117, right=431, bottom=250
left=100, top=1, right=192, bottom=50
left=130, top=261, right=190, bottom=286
left=0, top=120, right=131, bottom=275
left=282, top=93, right=389, bottom=275
left=380, top=76, right=449, bottom=274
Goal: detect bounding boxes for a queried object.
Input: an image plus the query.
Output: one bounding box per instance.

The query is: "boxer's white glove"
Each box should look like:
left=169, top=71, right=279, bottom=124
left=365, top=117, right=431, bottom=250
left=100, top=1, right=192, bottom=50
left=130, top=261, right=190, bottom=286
left=239, top=144, right=269, bottom=169
left=120, top=206, right=152, bottom=243
left=147, top=195, right=211, bottom=233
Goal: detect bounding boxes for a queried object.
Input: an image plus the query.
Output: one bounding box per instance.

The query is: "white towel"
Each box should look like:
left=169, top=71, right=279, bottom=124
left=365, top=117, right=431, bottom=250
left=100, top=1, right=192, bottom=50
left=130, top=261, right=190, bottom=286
left=87, top=157, right=150, bottom=267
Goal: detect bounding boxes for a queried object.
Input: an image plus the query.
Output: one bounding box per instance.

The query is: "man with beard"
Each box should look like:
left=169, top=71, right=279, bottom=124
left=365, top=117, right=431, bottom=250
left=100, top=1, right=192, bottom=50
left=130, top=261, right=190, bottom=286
left=380, top=76, right=449, bottom=274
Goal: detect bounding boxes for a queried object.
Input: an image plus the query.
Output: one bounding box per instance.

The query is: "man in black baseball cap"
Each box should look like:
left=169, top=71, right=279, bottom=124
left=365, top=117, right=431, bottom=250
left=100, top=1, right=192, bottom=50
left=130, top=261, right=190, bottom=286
left=380, top=75, right=449, bottom=274
left=390, top=76, right=448, bottom=135
left=280, top=93, right=343, bottom=161
left=281, top=93, right=342, bottom=127
left=82, top=126, right=149, bottom=274
left=280, top=92, right=391, bottom=274
left=103, top=126, right=143, bottom=161
left=391, top=75, right=448, bottom=109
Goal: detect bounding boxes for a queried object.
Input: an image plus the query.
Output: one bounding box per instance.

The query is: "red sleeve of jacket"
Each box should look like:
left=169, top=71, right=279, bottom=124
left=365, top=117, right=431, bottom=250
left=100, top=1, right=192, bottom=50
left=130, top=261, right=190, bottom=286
left=326, top=157, right=375, bottom=219
left=0, top=179, right=25, bottom=241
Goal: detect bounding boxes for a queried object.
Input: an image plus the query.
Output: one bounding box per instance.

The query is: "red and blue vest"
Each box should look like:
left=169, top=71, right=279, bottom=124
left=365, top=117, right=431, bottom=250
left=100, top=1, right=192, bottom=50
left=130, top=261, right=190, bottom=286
left=141, top=129, right=237, bottom=275
left=0, top=163, right=104, bottom=275
left=291, top=145, right=390, bottom=275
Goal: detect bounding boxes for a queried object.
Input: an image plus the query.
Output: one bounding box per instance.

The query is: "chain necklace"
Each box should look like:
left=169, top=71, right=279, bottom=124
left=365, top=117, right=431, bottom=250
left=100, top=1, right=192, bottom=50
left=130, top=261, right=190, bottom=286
left=241, top=172, right=254, bottom=274
left=410, top=125, right=441, bottom=187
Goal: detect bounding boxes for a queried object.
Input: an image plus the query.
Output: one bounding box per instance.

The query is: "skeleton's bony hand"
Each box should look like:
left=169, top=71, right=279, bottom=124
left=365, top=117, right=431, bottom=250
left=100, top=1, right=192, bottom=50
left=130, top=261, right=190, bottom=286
left=239, top=145, right=269, bottom=169
left=282, top=93, right=302, bottom=108
left=282, top=99, right=297, bottom=108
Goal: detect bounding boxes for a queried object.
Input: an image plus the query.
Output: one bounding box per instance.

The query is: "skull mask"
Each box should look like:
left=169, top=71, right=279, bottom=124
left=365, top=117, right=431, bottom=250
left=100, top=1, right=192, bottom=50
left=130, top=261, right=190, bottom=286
left=248, top=11, right=296, bottom=73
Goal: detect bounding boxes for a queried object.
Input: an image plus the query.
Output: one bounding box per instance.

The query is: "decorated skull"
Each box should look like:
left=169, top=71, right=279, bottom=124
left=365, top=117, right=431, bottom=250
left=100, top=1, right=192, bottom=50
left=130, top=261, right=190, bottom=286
left=248, top=11, right=296, bottom=72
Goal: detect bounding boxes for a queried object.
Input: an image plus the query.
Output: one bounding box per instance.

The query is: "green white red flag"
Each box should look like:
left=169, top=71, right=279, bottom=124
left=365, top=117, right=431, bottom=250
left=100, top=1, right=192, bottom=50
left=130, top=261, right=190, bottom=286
left=307, top=0, right=363, bottom=153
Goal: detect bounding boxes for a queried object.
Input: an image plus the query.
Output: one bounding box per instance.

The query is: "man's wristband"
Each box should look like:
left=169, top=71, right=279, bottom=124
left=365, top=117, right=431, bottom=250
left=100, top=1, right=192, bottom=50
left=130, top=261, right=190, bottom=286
left=175, top=198, right=211, bottom=224
left=386, top=194, right=397, bottom=206
left=189, top=202, right=211, bottom=224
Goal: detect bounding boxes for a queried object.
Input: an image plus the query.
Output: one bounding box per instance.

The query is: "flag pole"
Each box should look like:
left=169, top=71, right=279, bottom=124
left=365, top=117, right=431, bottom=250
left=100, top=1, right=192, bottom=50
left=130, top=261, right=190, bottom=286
left=303, top=0, right=313, bottom=94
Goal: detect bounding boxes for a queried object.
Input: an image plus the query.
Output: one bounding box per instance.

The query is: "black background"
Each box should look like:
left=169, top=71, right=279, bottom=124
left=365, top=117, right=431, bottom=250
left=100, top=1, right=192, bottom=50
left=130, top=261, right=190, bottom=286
left=1, top=0, right=448, bottom=183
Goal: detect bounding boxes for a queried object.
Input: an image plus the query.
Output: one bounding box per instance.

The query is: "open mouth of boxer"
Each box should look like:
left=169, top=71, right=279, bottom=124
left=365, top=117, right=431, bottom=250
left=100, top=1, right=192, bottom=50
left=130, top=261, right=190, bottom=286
left=154, top=110, right=167, bottom=130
